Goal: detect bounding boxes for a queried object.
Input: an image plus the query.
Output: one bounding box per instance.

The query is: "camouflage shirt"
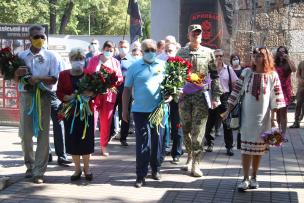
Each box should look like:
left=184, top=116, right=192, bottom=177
left=177, top=45, right=222, bottom=101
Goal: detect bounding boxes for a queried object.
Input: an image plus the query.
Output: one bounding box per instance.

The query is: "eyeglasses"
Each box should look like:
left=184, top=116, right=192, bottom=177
left=32, top=35, right=46, bottom=40
left=144, top=48, right=156, bottom=53
left=215, top=55, right=223, bottom=58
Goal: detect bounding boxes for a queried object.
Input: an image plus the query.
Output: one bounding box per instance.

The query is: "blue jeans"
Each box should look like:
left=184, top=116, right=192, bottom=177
left=169, top=101, right=183, bottom=159
left=133, top=112, right=165, bottom=179
left=50, top=92, right=67, bottom=159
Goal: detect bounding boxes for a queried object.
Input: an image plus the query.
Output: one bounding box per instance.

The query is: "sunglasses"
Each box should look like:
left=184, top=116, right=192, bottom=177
left=32, top=35, right=46, bottom=40
left=252, top=45, right=266, bottom=54
left=144, top=48, right=156, bottom=53
left=91, top=42, right=97, bottom=45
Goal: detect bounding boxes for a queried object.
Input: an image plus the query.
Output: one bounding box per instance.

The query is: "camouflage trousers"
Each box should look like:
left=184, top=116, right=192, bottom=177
left=179, top=91, right=209, bottom=157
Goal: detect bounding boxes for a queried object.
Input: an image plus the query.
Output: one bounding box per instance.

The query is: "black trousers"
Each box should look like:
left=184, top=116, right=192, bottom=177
left=110, top=84, right=131, bottom=142
left=204, top=93, right=234, bottom=149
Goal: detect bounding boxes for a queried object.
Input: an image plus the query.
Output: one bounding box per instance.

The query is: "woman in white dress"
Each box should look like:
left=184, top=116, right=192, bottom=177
left=222, top=46, right=285, bottom=191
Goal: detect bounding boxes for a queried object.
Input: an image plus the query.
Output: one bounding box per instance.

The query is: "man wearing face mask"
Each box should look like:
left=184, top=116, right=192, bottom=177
left=177, top=24, right=222, bottom=177
left=122, top=39, right=169, bottom=188
left=163, top=42, right=184, bottom=164
left=85, top=39, right=100, bottom=68
left=110, top=40, right=133, bottom=146
left=14, top=25, right=61, bottom=184
left=85, top=41, right=123, bottom=156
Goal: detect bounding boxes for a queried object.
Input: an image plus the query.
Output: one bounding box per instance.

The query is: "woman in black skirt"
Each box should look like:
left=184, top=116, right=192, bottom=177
left=57, top=48, right=94, bottom=181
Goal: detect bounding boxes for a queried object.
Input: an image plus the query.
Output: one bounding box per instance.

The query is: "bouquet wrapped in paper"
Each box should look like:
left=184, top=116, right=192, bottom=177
left=260, top=128, right=287, bottom=147
left=149, top=56, right=192, bottom=127
left=0, top=47, right=26, bottom=80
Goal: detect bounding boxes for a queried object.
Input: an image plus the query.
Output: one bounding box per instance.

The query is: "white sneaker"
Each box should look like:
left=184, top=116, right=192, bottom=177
left=237, top=179, right=250, bottom=191
left=249, top=179, right=259, bottom=189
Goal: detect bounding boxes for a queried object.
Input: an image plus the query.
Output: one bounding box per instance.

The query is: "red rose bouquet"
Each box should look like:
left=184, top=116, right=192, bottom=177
left=77, top=65, right=119, bottom=94
left=149, top=56, right=192, bottom=127
left=0, top=47, right=25, bottom=80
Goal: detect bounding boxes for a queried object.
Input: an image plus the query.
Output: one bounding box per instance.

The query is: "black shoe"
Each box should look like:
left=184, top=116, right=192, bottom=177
left=206, top=145, right=213, bottom=152
left=226, top=148, right=234, bottom=156
left=289, top=122, right=300, bottom=128
left=48, top=153, right=53, bottom=162
left=70, top=171, right=82, bottom=181
left=120, top=140, right=129, bottom=146
left=134, top=177, right=146, bottom=188
left=171, top=157, right=180, bottom=164
left=33, top=176, right=44, bottom=184
left=151, top=171, right=161, bottom=180
left=84, top=173, right=93, bottom=181
left=57, top=157, right=72, bottom=166
left=25, top=169, right=32, bottom=178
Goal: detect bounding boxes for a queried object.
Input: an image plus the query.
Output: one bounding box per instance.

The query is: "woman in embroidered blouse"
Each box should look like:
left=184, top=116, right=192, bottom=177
left=222, top=46, right=285, bottom=191
left=274, top=46, right=296, bottom=134
left=85, top=41, right=123, bottom=156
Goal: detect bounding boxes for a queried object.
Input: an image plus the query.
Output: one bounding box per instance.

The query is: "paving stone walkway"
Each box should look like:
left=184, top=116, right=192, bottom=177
left=0, top=112, right=303, bottom=203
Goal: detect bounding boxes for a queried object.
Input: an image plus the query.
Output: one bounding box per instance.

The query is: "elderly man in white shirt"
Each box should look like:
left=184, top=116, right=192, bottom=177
left=14, top=25, right=60, bottom=184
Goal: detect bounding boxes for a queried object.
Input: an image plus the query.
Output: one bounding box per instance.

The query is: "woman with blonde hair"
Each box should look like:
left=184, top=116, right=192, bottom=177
left=57, top=48, right=95, bottom=181
left=222, top=46, right=285, bottom=191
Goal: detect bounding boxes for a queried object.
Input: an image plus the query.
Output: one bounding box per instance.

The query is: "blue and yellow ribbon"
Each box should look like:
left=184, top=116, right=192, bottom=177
left=67, top=94, right=92, bottom=140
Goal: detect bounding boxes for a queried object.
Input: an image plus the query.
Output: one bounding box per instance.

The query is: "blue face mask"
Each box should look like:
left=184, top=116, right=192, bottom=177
left=143, top=52, right=156, bottom=63
left=103, top=51, right=112, bottom=58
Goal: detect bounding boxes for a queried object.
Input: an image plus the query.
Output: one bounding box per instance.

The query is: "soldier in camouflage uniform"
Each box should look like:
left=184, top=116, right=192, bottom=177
left=177, top=24, right=222, bottom=177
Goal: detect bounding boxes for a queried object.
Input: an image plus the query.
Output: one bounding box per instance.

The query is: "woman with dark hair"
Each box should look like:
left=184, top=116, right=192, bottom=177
left=230, top=53, right=243, bottom=77
left=85, top=41, right=123, bottom=156
left=274, top=46, right=296, bottom=135
left=222, top=46, right=285, bottom=191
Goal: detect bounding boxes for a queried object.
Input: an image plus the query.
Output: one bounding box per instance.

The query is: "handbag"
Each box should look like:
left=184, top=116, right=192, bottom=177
left=227, top=93, right=244, bottom=130
left=225, top=67, right=249, bottom=130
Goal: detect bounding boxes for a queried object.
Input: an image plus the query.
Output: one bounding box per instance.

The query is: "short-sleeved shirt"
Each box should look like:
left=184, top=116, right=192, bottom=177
left=124, top=58, right=165, bottom=113
left=18, top=48, right=60, bottom=92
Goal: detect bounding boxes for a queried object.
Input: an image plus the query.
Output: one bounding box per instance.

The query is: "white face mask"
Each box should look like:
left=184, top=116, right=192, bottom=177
left=232, top=59, right=240, bottom=66
left=71, top=60, right=85, bottom=70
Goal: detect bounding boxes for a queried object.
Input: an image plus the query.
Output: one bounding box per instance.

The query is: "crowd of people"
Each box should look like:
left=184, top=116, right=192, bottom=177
left=13, top=24, right=303, bottom=191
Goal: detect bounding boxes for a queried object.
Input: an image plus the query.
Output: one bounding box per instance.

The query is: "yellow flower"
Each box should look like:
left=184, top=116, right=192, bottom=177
left=190, top=73, right=199, bottom=82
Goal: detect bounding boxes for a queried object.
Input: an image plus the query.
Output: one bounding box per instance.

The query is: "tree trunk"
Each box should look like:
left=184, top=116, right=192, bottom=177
left=59, top=0, right=75, bottom=34
left=49, top=0, right=57, bottom=34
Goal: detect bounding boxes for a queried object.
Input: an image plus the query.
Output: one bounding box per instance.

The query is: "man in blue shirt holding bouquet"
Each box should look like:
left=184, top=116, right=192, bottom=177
left=122, top=39, right=169, bottom=188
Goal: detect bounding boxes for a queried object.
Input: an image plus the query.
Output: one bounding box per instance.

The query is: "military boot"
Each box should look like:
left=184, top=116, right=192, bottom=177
left=191, top=152, right=203, bottom=177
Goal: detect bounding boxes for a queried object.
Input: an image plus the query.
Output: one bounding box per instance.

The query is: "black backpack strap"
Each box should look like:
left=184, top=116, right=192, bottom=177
left=227, top=65, right=232, bottom=93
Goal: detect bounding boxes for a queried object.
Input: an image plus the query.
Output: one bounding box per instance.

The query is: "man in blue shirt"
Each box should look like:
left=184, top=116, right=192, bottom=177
left=122, top=39, right=169, bottom=188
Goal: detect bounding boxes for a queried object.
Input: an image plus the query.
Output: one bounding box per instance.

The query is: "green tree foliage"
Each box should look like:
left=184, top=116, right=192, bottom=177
left=0, top=0, right=151, bottom=37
